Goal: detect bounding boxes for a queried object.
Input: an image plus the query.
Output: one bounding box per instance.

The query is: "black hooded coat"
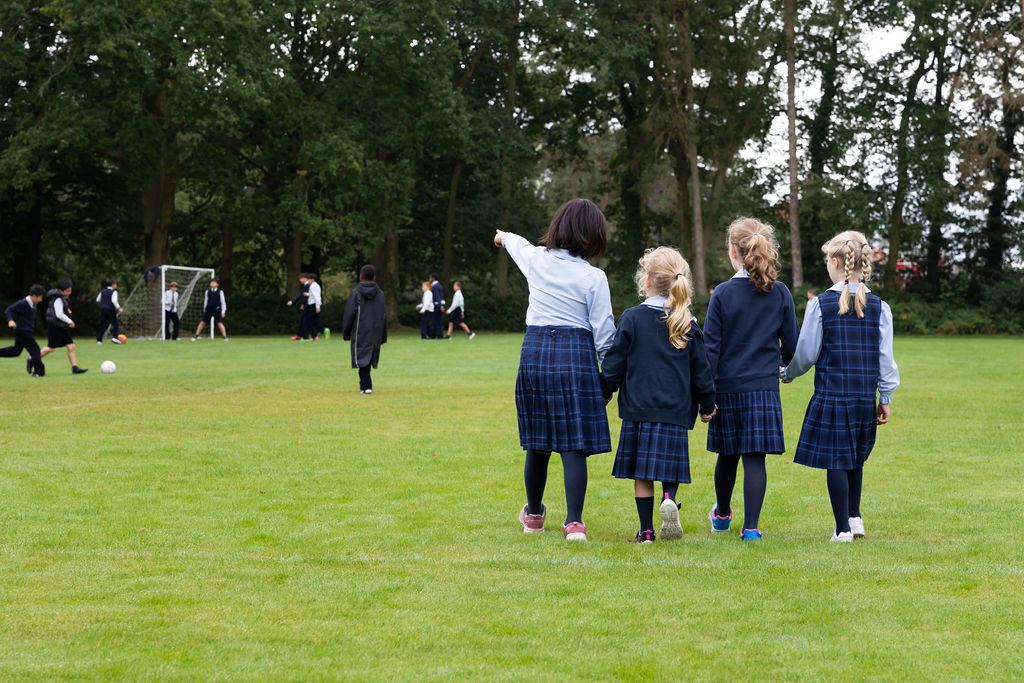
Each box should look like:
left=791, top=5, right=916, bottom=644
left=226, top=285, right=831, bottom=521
left=342, top=281, right=388, bottom=368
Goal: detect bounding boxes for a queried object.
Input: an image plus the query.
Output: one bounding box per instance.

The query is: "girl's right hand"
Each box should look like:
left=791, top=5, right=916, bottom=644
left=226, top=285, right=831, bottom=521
left=493, top=230, right=505, bottom=247
left=876, top=403, right=890, bottom=425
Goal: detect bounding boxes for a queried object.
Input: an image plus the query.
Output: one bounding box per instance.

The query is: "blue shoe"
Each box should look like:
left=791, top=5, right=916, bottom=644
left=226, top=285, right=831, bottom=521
left=709, top=506, right=731, bottom=533
left=741, top=528, right=763, bottom=541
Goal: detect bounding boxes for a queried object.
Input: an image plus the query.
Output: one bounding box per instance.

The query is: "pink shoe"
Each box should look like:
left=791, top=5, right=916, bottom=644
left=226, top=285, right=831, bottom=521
left=562, top=521, right=587, bottom=541
left=518, top=504, right=546, bottom=533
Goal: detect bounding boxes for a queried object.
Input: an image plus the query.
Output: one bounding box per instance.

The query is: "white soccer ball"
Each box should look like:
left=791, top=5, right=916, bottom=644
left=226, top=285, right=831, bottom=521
left=100, top=360, right=116, bottom=374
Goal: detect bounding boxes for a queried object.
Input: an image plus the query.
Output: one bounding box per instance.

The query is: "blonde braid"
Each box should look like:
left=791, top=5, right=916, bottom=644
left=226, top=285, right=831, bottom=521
left=854, top=242, right=871, bottom=317
left=838, top=242, right=855, bottom=316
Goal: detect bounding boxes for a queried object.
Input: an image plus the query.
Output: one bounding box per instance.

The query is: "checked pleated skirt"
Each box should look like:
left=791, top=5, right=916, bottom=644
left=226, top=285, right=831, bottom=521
left=515, top=326, right=611, bottom=456
left=794, top=394, right=877, bottom=470
left=707, top=389, right=786, bottom=455
left=613, top=421, right=691, bottom=484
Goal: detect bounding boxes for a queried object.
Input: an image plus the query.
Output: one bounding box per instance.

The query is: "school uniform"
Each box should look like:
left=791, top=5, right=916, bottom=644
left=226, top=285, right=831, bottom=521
left=600, top=297, right=716, bottom=483
left=502, top=232, right=615, bottom=456
left=782, top=283, right=900, bottom=470
left=45, top=290, right=75, bottom=348
left=342, top=281, right=387, bottom=391
left=95, top=287, right=120, bottom=341
left=417, top=290, right=434, bottom=339
left=430, top=280, right=445, bottom=338
left=448, top=289, right=465, bottom=326
left=290, top=281, right=310, bottom=337
left=203, top=287, right=226, bottom=324
left=163, top=289, right=180, bottom=340
left=1, top=296, right=45, bottom=375
left=703, top=270, right=800, bottom=455
left=302, top=280, right=322, bottom=339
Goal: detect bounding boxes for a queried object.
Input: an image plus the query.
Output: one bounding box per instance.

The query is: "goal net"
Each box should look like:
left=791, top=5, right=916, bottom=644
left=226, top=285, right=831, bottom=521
left=121, top=265, right=216, bottom=340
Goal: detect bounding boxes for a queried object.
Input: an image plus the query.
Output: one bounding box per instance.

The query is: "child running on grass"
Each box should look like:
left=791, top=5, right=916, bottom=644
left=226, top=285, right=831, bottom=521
left=40, top=278, right=87, bottom=373
left=704, top=218, right=800, bottom=541
left=781, top=231, right=899, bottom=542
left=600, top=247, right=716, bottom=543
left=445, top=281, right=475, bottom=340
left=495, top=197, right=615, bottom=542
left=2, top=284, right=46, bottom=376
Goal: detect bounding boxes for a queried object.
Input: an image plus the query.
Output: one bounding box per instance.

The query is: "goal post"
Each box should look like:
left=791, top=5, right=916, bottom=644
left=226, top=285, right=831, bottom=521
left=121, top=265, right=216, bottom=340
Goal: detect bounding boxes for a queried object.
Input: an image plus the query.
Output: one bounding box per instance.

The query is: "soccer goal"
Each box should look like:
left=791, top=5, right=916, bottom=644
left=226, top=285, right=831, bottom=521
left=121, top=265, right=216, bottom=340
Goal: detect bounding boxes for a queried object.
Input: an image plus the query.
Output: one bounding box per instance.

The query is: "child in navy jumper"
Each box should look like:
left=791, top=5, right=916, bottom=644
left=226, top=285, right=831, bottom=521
left=40, top=278, right=87, bottom=373
left=1, top=284, right=46, bottom=376
left=95, top=279, right=123, bottom=343
left=704, top=218, right=800, bottom=541
left=495, top=198, right=615, bottom=542
left=600, top=247, right=716, bottom=543
left=781, top=231, right=899, bottom=542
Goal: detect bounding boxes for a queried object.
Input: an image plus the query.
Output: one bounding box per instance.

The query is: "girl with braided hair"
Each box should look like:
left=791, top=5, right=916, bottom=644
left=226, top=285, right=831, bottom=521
left=781, top=231, right=900, bottom=542
left=704, top=218, right=801, bottom=541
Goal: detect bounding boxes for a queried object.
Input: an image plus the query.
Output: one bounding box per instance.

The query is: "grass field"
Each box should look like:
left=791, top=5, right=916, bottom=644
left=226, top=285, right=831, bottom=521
left=1, top=332, right=1022, bottom=680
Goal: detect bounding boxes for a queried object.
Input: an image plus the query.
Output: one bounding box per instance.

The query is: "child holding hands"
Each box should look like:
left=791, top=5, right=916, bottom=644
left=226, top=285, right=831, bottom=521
left=704, top=218, right=800, bottom=541
left=495, top=198, right=615, bottom=542
left=600, top=247, right=716, bottom=543
left=781, top=231, right=899, bottom=542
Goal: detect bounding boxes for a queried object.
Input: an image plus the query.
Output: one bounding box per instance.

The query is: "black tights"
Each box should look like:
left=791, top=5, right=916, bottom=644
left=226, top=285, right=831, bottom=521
left=524, top=449, right=587, bottom=525
left=713, top=453, right=767, bottom=531
left=826, top=466, right=864, bottom=533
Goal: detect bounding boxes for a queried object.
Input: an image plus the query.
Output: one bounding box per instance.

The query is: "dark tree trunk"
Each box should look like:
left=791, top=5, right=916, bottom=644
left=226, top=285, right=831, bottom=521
left=496, top=0, right=520, bottom=299
left=141, top=86, right=176, bottom=268
left=785, top=0, right=803, bottom=287
left=442, top=159, right=464, bottom=288
left=982, top=87, right=1022, bottom=281
left=885, top=54, right=929, bottom=289
left=220, top=221, right=235, bottom=296
left=283, top=227, right=305, bottom=299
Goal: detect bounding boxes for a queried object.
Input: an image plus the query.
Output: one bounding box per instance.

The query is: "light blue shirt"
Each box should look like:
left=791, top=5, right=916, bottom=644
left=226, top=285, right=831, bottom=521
left=502, top=232, right=615, bottom=361
left=780, top=281, right=900, bottom=403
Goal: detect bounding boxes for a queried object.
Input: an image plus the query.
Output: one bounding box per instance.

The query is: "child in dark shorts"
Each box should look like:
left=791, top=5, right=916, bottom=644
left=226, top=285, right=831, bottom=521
left=40, top=278, right=88, bottom=374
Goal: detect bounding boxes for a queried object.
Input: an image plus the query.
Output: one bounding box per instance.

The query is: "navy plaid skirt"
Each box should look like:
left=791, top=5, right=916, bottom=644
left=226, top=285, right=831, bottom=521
left=794, top=394, right=877, bottom=470
left=515, top=326, right=611, bottom=456
left=707, top=390, right=786, bottom=455
left=612, top=420, right=691, bottom=484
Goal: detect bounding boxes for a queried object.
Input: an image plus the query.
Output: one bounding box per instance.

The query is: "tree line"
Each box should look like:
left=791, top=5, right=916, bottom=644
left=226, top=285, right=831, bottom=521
left=2, top=0, right=1021, bottom=327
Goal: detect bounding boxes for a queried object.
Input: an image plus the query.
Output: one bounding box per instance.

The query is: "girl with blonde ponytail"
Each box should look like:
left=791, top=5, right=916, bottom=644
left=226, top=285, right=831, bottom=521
left=781, top=231, right=900, bottom=542
left=600, top=247, right=717, bottom=543
left=704, top=218, right=801, bottom=541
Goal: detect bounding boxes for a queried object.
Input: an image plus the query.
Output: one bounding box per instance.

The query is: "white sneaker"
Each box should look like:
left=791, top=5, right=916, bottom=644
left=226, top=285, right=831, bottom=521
left=658, top=496, right=683, bottom=540
left=468, top=332, right=475, bottom=340
left=830, top=531, right=854, bottom=542
left=849, top=517, right=865, bottom=538
left=97, top=341, right=103, bottom=345
left=359, top=389, right=372, bottom=394
left=223, top=337, right=229, bottom=342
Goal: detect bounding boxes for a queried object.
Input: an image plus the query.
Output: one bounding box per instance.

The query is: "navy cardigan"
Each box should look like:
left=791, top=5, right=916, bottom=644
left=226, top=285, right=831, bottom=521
left=600, top=305, right=716, bottom=428
left=4, top=298, right=37, bottom=333
left=703, top=277, right=800, bottom=393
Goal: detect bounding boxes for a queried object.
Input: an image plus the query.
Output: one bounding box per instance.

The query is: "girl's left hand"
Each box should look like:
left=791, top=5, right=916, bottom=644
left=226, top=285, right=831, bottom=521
left=700, top=405, right=718, bottom=423
left=876, top=403, right=890, bottom=425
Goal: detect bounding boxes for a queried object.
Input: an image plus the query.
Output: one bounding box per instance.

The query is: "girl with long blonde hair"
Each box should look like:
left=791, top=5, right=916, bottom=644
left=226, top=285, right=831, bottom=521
left=600, top=247, right=717, bottom=543
left=781, top=231, right=900, bottom=541
left=704, top=218, right=801, bottom=541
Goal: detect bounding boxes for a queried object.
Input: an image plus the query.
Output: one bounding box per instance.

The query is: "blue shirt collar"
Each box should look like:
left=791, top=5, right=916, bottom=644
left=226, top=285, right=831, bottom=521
left=642, top=295, right=668, bottom=310
left=829, top=281, right=869, bottom=293
left=546, top=248, right=588, bottom=264
left=731, top=268, right=750, bottom=280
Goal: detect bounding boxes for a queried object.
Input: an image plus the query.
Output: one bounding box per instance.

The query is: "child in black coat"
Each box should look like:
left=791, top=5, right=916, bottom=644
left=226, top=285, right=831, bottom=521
left=2, top=284, right=47, bottom=376
left=342, top=265, right=387, bottom=394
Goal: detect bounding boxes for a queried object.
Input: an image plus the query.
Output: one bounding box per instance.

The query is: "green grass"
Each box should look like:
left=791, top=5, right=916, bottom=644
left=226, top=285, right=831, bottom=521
left=1, top=333, right=1022, bottom=679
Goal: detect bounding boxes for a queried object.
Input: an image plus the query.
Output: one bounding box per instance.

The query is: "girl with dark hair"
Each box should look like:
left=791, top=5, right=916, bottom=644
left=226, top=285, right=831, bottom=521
left=494, top=198, right=615, bottom=542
